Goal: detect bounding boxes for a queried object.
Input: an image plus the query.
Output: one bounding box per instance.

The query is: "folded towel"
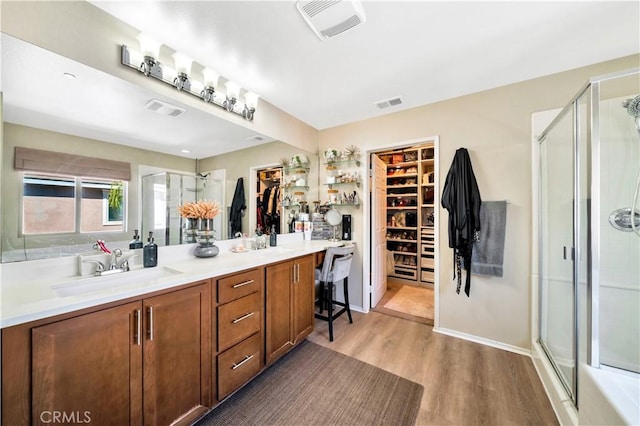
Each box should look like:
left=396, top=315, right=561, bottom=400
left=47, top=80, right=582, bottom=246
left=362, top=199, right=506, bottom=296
left=471, top=201, right=507, bottom=277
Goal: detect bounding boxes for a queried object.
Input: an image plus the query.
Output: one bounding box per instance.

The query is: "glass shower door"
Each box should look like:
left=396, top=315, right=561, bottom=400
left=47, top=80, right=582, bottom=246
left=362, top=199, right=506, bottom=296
left=539, top=107, right=577, bottom=402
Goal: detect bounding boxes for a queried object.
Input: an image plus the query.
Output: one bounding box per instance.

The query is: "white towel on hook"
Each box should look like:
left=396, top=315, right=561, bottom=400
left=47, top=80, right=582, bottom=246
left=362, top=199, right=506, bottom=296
left=471, top=201, right=507, bottom=277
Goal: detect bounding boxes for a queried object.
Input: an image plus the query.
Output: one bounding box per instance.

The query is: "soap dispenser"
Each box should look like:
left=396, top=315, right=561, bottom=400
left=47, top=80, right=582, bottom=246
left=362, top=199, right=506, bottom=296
left=129, top=229, right=144, bottom=249
left=269, top=225, right=277, bottom=247
left=143, top=231, right=158, bottom=267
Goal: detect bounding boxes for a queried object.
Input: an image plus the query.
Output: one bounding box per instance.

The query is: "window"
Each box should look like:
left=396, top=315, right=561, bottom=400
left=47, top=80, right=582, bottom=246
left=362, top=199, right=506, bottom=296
left=22, top=173, right=127, bottom=235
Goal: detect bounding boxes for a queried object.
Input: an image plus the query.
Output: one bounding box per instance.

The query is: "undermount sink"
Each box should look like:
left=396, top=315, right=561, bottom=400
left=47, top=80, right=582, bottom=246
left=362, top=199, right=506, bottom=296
left=52, top=266, right=183, bottom=297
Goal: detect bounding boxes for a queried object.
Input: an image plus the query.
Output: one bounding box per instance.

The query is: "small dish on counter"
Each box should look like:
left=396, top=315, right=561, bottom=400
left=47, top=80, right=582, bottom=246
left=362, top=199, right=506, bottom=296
left=230, top=246, right=250, bottom=253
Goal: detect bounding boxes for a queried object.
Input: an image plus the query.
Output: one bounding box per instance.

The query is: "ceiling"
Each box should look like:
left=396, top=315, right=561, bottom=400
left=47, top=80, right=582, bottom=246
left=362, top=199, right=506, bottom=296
left=2, top=1, right=639, bottom=159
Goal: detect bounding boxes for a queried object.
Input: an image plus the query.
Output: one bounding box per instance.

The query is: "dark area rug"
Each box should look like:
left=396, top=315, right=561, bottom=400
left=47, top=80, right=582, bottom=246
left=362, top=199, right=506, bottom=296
left=196, top=340, right=423, bottom=426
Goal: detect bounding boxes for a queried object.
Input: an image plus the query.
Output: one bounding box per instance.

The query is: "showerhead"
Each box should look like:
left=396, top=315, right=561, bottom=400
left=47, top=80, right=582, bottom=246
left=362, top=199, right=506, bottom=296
left=622, top=95, right=640, bottom=132
left=622, top=95, right=640, bottom=117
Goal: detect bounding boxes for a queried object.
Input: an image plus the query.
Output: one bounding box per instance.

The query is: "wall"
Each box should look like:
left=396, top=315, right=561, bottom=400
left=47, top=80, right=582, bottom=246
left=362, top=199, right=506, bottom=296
left=318, top=54, right=640, bottom=350
left=598, top=95, right=640, bottom=372
left=2, top=123, right=195, bottom=260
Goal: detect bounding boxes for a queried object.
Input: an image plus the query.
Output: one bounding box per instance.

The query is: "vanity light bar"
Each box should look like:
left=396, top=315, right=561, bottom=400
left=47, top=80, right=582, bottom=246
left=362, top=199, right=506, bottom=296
left=120, top=45, right=257, bottom=121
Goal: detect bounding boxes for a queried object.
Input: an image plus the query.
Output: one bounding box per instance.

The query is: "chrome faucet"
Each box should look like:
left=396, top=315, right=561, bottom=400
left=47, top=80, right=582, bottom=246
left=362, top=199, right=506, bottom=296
left=83, top=247, right=136, bottom=276
left=109, top=248, right=123, bottom=270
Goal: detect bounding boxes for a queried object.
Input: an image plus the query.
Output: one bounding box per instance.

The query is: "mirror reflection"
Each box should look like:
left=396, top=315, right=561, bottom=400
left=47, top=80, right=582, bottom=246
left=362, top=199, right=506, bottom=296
left=1, top=34, right=318, bottom=263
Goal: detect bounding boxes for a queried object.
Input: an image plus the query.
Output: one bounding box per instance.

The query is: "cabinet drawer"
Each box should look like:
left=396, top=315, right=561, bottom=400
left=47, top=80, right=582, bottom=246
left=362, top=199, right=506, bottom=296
left=218, top=333, right=261, bottom=400
left=218, top=269, right=261, bottom=304
left=218, top=292, right=261, bottom=352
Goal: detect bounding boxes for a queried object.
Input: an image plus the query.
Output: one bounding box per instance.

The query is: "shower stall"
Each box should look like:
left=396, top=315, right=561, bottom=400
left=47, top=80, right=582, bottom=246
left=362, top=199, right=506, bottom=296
left=537, top=68, right=639, bottom=415
left=141, top=171, right=225, bottom=246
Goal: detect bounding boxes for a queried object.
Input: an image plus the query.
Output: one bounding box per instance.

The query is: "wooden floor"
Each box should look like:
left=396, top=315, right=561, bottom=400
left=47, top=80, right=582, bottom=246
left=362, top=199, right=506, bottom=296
left=308, top=311, right=559, bottom=426
left=373, top=279, right=434, bottom=325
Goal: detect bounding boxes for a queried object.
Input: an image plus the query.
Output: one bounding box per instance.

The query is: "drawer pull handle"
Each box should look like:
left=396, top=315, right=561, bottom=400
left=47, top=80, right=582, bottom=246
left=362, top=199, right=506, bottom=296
left=134, top=309, right=141, bottom=346
left=232, top=312, right=255, bottom=324
left=147, top=306, right=154, bottom=341
left=232, top=354, right=254, bottom=370
left=232, top=279, right=255, bottom=289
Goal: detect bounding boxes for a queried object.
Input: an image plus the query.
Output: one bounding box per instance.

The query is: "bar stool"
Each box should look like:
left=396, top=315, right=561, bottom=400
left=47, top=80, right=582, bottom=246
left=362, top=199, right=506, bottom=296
left=315, top=245, right=355, bottom=341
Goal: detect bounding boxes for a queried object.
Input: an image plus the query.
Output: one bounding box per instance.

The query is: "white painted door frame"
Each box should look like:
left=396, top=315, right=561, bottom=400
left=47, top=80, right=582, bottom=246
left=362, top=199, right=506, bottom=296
left=362, top=136, right=440, bottom=328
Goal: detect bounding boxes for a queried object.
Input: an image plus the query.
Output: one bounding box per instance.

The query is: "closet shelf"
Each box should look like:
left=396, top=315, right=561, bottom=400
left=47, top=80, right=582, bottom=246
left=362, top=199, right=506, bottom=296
left=389, top=251, right=417, bottom=256
left=324, top=181, right=360, bottom=188
left=324, top=158, right=361, bottom=167
left=387, top=173, right=418, bottom=178
left=387, top=184, right=417, bottom=189
left=387, top=206, right=417, bottom=210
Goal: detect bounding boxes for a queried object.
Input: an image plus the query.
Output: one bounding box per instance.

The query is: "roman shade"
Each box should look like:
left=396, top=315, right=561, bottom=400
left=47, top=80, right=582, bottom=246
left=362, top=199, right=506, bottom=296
left=14, top=147, right=131, bottom=181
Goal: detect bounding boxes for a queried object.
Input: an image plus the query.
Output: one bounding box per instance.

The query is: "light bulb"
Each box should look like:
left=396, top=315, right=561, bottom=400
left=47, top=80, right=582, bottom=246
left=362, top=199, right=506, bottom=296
left=202, top=68, right=219, bottom=89
left=136, top=33, right=161, bottom=59
left=172, top=52, right=193, bottom=75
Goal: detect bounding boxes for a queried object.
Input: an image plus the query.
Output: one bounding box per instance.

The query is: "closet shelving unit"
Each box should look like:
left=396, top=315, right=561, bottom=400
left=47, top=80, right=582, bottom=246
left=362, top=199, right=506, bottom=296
left=282, top=164, right=309, bottom=209
left=380, top=142, right=436, bottom=285
left=322, top=158, right=361, bottom=208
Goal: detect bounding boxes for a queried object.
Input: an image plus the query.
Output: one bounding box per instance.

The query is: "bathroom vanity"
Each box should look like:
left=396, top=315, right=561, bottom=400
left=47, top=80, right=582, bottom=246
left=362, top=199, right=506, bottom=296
left=1, top=239, right=333, bottom=425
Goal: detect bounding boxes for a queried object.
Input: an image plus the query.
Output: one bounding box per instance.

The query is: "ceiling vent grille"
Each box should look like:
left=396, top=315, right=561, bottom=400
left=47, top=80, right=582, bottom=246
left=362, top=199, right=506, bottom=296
left=246, top=135, right=267, bottom=142
left=145, top=99, right=186, bottom=117
left=374, top=96, right=403, bottom=110
left=296, top=0, right=366, bottom=41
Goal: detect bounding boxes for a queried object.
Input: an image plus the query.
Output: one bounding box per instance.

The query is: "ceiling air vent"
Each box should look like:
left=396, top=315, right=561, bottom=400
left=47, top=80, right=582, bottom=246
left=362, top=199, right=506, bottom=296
left=144, top=99, right=186, bottom=117
left=296, top=0, right=366, bottom=41
left=246, top=135, right=267, bottom=142
left=374, top=96, right=403, bottom=110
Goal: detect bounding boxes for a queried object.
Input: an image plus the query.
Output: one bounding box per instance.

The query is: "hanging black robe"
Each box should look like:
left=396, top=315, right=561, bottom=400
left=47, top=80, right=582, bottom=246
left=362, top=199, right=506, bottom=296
left=441, top=148, right=482, bottom=296
left=230, top=178, right=246, bottom=235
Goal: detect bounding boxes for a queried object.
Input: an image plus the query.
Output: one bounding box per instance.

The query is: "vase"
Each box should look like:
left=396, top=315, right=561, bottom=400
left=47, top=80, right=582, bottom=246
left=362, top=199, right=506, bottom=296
left=183, top=217, right=199, bottom=244
left=194, top=219, right=218, bottom=258
left=194, top=242, right=219, bottom=258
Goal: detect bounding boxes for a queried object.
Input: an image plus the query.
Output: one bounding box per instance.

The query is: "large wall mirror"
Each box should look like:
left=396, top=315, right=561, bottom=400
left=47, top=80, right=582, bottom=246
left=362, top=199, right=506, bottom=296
left=1, top=33, right=318, bottom=263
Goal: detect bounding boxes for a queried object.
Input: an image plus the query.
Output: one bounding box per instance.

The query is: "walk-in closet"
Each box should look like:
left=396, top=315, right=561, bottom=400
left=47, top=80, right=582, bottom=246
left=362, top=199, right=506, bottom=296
left=256, top=167, right=282, bottom=234
left=372, top=140, right=438, bottom=325
left=378, top=142, right=437, bottom=286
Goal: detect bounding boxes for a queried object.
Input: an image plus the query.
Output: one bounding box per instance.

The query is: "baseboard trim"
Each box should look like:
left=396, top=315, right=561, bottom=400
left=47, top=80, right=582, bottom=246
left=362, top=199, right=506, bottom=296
left=434, top=327, right=531, bottom=357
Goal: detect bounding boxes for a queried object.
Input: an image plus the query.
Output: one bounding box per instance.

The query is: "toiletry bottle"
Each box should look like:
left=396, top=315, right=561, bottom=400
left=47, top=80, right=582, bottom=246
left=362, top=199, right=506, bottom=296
left=129, top=229, right=144, bottom=249
left=270, top=225, right=277, bottom=247
left=143, top=231, right=158, bottom=267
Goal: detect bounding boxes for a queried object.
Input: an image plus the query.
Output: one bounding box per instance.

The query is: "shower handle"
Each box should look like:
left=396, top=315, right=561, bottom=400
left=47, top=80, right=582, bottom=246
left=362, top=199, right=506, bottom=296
left=563, top=246, right=575, bottom=261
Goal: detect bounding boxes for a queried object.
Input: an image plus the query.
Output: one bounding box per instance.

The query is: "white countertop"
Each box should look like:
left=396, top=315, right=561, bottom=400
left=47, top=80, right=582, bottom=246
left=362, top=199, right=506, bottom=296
left=0, top=236, right=343, bottom=329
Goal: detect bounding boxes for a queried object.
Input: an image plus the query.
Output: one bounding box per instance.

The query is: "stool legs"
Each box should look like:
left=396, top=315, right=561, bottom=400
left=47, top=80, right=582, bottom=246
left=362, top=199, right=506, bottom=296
left=343, top=277, right=353, bottom=324
left=328, top=282, right=334, bottom=342
left=314, top=278, right=352, bottom=342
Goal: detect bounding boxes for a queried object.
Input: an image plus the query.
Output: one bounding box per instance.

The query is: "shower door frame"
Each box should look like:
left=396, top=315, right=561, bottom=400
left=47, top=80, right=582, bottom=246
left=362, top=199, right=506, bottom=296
left=537, top=67, right=640, bottom=408
left=537, top=88, right=585, bottom=406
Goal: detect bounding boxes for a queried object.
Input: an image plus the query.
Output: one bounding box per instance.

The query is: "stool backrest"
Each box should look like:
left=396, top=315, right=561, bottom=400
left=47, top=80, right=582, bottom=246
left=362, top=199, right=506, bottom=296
left=331, top=254, right=353, bottom=282
left=319, top=245, right=355, bottom=282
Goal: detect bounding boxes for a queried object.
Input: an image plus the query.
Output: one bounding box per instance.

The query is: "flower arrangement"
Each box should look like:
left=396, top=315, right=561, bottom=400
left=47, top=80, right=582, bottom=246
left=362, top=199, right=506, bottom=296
left=178, top=200, right=220, bottom=219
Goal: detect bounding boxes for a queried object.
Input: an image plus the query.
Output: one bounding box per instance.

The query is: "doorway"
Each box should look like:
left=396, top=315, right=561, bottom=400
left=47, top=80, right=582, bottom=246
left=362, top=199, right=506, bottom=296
left=367, top=137, right=439, bottom=326
left=255, top=165, right=282, bottom=235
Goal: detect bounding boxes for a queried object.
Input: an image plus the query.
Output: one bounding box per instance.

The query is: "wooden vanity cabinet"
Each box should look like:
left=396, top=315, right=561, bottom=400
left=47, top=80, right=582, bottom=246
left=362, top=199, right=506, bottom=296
left=3, top=280, right=211, bottom=426
left=265, top=254, right=315, bottom=365
left=141, top=283, right=212, bottom=425
left=215, top=268, right=264, bottom=401
left=31, top=301, right=143, bottom=425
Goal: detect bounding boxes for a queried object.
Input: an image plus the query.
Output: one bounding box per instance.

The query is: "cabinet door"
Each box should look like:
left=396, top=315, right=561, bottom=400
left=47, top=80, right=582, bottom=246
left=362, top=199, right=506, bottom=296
left=32, top=302, right=143, bottom=425
left=143, top=283, right=211, bottom=425
left=292, top=255, right=315, bottom=343
left=265, top=260, right=293, bottom=365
